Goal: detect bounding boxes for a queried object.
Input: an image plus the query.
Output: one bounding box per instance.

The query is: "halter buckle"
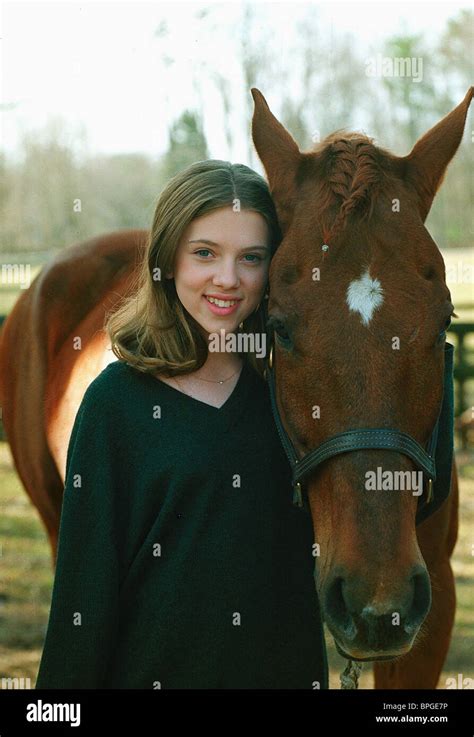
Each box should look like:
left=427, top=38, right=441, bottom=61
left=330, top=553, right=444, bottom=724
left=426, top=477, right=434, bottom=504
left=293, top=481, right=303, bottom=508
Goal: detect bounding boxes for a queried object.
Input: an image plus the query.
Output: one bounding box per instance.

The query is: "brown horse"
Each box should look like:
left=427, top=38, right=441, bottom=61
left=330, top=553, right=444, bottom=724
left=0, top=88, right=471, bottom=688
left=0, top=230, right=146, bottom=560
left=251, top=86, right=472, bottom=688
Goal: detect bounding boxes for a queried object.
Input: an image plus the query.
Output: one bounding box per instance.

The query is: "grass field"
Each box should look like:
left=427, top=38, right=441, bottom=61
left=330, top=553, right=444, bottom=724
left=0, top=441, right=472, bottom=689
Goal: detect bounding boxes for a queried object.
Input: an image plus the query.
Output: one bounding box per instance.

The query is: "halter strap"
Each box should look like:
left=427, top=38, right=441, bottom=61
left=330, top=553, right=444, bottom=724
left=264, top=332, right=450, bottom=523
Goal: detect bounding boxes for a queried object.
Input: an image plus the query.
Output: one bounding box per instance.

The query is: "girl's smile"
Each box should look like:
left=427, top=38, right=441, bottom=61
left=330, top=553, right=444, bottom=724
left=203, top=294, right=243, bottom=316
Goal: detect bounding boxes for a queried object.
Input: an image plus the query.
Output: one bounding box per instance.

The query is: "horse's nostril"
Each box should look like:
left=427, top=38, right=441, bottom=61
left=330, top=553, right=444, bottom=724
left=323, top=566, right=432, bottom=653
left=325, top=576, right=357, bottom=641
left=405, top=567, right=432, bottom=634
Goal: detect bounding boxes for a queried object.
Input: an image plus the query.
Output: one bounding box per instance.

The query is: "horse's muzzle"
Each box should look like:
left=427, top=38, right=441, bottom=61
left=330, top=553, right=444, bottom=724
left=322, top=564, right=432, bottom=660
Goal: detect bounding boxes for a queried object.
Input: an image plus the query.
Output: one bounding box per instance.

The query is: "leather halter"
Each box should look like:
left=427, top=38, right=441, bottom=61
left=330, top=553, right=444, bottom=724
left=263, top=325, right=454, bottom=526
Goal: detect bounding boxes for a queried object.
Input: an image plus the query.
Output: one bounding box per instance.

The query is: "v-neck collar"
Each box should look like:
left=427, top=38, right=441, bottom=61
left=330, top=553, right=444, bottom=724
left=133, top=359, right=253, bottom=425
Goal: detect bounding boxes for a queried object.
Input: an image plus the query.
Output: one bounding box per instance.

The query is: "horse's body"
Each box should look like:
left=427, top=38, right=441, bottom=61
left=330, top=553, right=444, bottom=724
left=0, top=229, right=146, bottom=558
left=0, top=88, right=471, bottom=688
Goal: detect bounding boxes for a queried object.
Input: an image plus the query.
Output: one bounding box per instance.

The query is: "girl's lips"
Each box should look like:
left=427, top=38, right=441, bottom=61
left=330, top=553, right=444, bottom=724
left=203, top=295, right=242, bottom=316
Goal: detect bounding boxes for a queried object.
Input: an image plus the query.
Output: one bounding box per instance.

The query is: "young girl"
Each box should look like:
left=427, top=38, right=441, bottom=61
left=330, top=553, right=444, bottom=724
left=35, top=160, right=328, bottom=690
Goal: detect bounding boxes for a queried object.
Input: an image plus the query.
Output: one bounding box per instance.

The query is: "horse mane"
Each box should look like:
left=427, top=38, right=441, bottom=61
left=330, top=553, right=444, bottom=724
left=311, top=131, right=385, bottom=245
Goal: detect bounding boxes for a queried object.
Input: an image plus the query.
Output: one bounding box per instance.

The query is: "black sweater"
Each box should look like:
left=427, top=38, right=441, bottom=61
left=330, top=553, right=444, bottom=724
left=35, top=358, right=328, bottom=689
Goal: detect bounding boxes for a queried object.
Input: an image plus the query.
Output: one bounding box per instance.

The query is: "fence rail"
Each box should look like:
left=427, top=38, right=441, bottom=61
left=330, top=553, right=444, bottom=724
left=447, top=323, right=474, bottom=415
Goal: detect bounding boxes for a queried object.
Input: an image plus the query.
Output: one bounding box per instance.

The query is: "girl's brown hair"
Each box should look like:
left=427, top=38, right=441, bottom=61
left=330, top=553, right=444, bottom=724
left=105, top=159, right=281, bottom=379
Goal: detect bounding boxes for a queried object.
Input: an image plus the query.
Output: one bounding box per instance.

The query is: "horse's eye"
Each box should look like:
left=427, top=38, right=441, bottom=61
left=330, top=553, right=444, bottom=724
left=267, top=316, right=291, bottom=346
left=443, top=315, right=453, bottom=333
left=438, top=315, right=452, bottom=341
left=275, top=323, right=291, bottom=344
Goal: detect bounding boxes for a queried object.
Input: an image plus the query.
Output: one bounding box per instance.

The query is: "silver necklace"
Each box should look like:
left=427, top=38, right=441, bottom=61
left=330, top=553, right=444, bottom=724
left=174, top=366, right=241, bottom=391
left=194, top=367, right=241, bottom=384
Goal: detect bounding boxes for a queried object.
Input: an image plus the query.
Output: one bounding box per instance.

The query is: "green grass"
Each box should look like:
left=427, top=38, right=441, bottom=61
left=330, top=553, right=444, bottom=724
left=0, top=441, right=473, bottom=688
left=0, top=443, right=54, bottom=681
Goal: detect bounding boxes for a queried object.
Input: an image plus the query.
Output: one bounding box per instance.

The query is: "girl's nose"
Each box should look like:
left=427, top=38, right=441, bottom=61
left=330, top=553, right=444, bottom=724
left=213, top=261, right=240, bottom=287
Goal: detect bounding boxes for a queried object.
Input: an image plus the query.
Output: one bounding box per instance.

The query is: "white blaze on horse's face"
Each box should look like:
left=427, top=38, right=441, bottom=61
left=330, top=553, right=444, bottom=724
left=346, top=268, right=384, bottom=326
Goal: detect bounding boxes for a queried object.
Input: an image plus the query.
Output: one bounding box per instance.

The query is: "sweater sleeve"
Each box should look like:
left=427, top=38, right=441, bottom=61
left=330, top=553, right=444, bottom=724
left=35, top=377, right=120, bottom=689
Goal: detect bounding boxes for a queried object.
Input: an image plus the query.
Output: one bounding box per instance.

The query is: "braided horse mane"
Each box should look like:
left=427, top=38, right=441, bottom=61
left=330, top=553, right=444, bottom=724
left=311, top=131, right=386, bottom=246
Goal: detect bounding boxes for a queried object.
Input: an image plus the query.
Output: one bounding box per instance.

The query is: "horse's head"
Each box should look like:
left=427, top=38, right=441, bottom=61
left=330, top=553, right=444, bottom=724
left=252, top=87, right=473, bottom=661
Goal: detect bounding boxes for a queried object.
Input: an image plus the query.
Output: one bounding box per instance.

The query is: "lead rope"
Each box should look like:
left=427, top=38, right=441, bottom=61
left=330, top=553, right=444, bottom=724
left=340, top=659, right=363, bottom=689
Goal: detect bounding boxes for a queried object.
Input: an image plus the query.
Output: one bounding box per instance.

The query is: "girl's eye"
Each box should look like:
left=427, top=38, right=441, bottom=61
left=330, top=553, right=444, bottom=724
left=243, top=254, right=262, bottom=263
left=193, top=250, right=262, bottom=263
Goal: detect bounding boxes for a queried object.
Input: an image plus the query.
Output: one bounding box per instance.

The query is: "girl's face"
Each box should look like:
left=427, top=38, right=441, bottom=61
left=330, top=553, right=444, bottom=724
left=169, top=206, right=271, bottom=337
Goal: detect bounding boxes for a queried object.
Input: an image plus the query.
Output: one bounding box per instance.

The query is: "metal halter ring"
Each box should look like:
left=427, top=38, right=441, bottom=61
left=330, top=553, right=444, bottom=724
left=426, top=477, right=434, bottom=504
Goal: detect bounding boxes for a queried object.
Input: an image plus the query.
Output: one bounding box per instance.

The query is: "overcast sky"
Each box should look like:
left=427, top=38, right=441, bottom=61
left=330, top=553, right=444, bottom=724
left=1, top=0, right=470, bottom=164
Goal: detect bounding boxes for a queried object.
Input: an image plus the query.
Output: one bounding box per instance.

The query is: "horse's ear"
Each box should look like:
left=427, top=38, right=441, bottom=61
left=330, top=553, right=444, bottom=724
left=251, top=88, right=301, bottom=231
left=403, top=87, right=473, bottom=221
